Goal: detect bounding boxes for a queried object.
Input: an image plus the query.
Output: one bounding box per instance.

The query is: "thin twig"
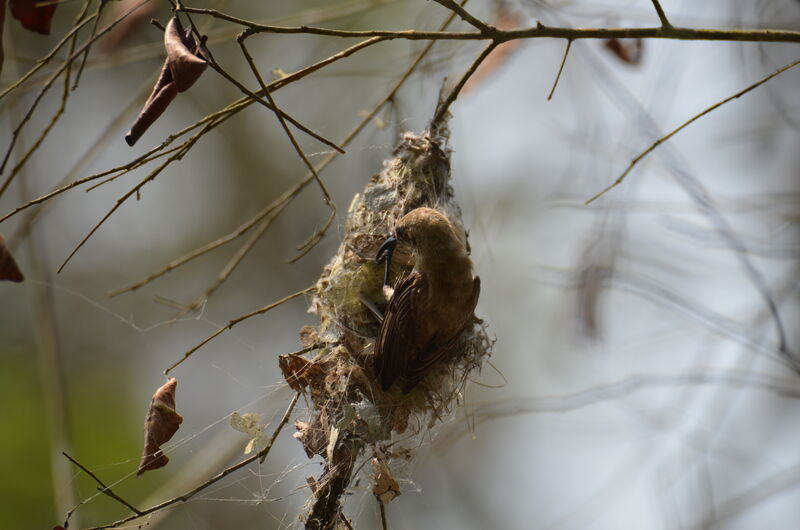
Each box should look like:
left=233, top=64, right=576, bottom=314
left=84, top=392, right=301, bottom=530
left=46, top=36, right=386, bottom=272
left=108, top=198, right=285, bottom=297
left=107, top=2, right=467, bottom=301
left=163, top=287, right=313, bottom=375
left=202, top=58, right=346, bottom=154
left=286, top=206, right=336, bottom=263
left=430, top=0, right=490, bottom=33
left=237, top=32, right=335, bottom=206
left=547, top=39, right=572, bottom=101
left=178, top=6, right=800, bottom=44
left=433, top=41, right=499, bottom=126
left=62, top=452, right=142, bottom=515
left=0, top=145, right=182, bottom=227
left=169, top=197, right=292, bottom=318
left=0, top=0, right=155, bottom=183
left=650, top=0, right=672, bottom=29
left=378, top=498, right=388, bottom=530
left=585, top=56, right=800, bottom=205
left=0, top=14, right=98, bottom=101
left=2, top=0, right=95, bottom=197
left=56, top=121, right=214, bottom=273
left=72, top=0, right=110, bottom=90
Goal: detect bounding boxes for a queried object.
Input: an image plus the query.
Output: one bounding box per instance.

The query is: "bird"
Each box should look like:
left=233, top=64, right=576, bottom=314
left=373, top=207, right=480, bottom=393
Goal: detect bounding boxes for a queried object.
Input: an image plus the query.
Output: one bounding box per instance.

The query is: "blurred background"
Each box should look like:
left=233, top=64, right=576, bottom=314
left=1, top=0, right=800, bottom=528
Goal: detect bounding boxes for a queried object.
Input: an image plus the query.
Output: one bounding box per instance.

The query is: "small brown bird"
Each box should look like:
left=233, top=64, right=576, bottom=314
left=373, top=207, right=480, bottom=392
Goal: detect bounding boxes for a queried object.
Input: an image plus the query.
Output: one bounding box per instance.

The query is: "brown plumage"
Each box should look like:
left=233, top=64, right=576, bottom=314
left=373, top=207, right=480, bottom=392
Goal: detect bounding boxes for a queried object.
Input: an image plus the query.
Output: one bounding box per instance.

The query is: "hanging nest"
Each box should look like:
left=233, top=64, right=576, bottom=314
left=281, top=126, right=493, bottom=529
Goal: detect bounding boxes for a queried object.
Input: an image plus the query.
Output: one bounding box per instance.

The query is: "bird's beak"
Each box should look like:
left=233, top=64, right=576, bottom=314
left=376, top=235, right=398, bottom=287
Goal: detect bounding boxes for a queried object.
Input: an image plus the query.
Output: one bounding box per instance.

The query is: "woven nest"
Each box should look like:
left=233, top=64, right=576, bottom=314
left=280, top=127, right=493, bottom=529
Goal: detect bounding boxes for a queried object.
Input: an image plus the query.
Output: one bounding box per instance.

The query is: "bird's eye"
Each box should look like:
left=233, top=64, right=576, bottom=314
left=395, top=226, right=407, bottom=240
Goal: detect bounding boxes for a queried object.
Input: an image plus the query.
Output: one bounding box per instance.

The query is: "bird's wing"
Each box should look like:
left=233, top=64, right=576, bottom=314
left=403, top=276, right=480, bottom=391
left=373, top=272, right=427, bottom=391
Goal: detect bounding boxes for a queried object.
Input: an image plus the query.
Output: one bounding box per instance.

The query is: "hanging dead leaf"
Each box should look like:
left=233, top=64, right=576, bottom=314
left=603, top=38, right=643, bottom=65
left=371, top=451, right=400, bottom=504
left=125, top=16, right=208, bottom=146
left=9, top=0, right=57, bottom=35
left=279, top=353, right=323, bottom=392
left=137, top=378, right=183, bottom=477
left=0, top=233, right=24, bottom=282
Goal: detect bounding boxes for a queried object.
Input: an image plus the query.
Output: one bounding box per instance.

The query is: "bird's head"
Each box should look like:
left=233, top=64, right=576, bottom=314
left=376, top=208, right=463, bottom=286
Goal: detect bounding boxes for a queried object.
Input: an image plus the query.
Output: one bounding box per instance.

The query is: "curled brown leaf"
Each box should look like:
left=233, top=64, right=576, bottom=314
left=137, top=377, right=183, bottom=477
left=279, top=353, right=323, bottom=392
left=0, top=233, right=24, bottom=282
left=125, top=16, right=208, bottom=146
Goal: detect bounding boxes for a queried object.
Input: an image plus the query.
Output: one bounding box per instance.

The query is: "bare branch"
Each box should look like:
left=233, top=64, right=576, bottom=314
left=237, top=29, right=336, bottom=214
left=585, top=56, right=800, bottom=205
left=62, top=452, right=142, bottom=515
left=163, top=287, right=313, bottom=375
left=430, top=0, right=491, bottom=33
left=0, top=0, right=155, bottom=181
left=650, top=0, right=672, bottom=29
left=178, top=6, right=800, bottom=44
left=83, top=393, right=300, bottom=530
left=547, top=39, right=572, bottom=101
left=433, top=41, right=499, bottom=126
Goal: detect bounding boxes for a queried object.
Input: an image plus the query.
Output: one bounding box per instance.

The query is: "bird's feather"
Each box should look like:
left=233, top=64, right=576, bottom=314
left=374, top=272, right=427, bottom=391
left=375, top=274, right=480, bottom=392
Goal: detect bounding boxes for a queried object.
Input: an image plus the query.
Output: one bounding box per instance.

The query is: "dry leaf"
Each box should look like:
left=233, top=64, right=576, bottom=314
left=305, top=476, right=318, bottom=494
left=603, top=38, right=643, bottom=65
left=0, top=233, right=24, bottom=282
left=125, top=16, right=208, bottom=146
left=299, top=325, right=318, bottom=349
left=294, top=418, right=327, bottom=458
left=279, top=353, right=322, bottom=392
left=137, top=378, right=183, bottom=477
left=372, top=452, right=400, bottom=504
left=9, top=0, right=57, bottom=35
left=229, top=412, right=270, bottom=455
left=326, top=425, right=339, bottom=464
